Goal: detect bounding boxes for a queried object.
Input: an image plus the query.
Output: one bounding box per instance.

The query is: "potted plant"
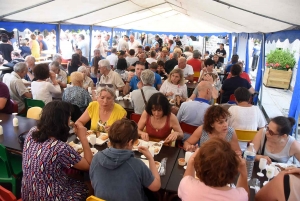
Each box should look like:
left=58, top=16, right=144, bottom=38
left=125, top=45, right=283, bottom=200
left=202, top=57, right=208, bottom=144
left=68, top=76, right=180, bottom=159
left=263, top=49, right=296, bottom=89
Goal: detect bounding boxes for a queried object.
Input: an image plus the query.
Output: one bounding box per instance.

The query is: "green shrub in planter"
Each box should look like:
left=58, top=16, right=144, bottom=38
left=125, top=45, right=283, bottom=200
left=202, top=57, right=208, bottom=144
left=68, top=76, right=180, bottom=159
left=266, top=49, right=296, bottom=71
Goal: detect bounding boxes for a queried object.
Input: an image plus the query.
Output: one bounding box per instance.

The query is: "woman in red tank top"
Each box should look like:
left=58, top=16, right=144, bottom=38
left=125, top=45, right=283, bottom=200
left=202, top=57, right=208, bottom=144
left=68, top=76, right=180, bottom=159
left=138, top=93, right=183, bottom=143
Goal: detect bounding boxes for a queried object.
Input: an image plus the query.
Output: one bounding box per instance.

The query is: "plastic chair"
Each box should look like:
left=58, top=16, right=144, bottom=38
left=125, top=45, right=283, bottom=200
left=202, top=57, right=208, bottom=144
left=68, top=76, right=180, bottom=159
left=130, top=113, right=141, bottom=124
left=180, top=122, right=198, bottom=135
left=26, top=107, right=42, bottom=120
left=0, top=186, right=22, bottom=201
left=86, top=195, right=106, bottom=201
left=25, top=98, right=45, bottom=110
left=228, top=94, right=236, bottom=104
left=235, top=129, right=257, bottom=142
left=10, top=99, right=18, bottom=113
left=0, top=145, right=22, bottom=196
left=67, top=76, right=71, bottom=84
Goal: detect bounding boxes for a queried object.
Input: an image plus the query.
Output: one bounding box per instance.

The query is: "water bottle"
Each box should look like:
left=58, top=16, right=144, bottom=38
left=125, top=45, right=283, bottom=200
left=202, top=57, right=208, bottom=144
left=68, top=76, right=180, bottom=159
left=244, top=143, right=256, bottom=181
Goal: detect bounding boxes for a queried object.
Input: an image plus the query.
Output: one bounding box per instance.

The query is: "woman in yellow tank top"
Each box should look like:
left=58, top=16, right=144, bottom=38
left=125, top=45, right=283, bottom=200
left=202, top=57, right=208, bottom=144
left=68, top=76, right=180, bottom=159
left=29, top=33, right=40, bottom=59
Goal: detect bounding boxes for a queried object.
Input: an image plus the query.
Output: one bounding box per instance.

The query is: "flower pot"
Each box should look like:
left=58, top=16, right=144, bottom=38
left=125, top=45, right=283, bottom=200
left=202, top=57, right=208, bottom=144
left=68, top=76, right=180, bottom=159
left=263, top=68, right=292, bottom=89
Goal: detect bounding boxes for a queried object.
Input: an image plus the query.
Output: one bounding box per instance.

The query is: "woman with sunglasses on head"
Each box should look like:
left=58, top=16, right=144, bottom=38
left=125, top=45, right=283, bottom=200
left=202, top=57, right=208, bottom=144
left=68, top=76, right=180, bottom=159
left=252, top=116, right=300, bottom=164
left=76, top=87, right=126, bottom=133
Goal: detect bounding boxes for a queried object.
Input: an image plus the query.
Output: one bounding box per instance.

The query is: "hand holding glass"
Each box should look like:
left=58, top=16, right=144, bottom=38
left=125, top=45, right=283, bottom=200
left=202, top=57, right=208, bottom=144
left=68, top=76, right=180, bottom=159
left=257, top=158, right=267, bottom=177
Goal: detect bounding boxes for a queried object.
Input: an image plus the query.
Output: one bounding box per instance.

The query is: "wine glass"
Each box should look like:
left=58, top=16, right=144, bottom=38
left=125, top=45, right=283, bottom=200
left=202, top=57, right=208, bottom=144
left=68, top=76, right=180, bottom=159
left=266, top=166, right=275, bottom=182
left=257, top=158, right=267, bottom=177
left=89, top=134, right=96, bottom=148
left=184, top=151, right=193, bottom=169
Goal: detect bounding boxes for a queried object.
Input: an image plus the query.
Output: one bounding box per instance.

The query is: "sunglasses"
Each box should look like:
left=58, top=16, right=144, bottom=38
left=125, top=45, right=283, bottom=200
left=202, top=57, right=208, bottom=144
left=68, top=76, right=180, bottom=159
left=265, top=124, right=280, bottom=136
left=99, top=84, right=113, bottom=88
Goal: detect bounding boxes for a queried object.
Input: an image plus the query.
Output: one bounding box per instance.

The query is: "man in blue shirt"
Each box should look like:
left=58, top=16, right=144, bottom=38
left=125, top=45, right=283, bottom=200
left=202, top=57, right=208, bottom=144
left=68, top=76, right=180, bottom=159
left=148, top=62, right=162, bottom=90
left=177, top=81, right=212, bottom=142
left=123, top=62, right=145, bottom=94
left=252, top=42, right=260, bottom=71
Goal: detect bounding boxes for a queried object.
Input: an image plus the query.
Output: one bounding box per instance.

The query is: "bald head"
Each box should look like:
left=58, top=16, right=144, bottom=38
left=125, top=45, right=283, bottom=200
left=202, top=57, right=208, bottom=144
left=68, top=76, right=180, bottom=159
left=178, top=57, right=187, bottom=69
left=197, top=81, right=212, bottom=100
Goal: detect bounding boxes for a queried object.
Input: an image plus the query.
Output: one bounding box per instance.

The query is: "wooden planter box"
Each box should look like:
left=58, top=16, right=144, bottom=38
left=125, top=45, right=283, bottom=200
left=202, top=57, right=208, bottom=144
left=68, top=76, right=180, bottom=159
left=263, top=68, right=292, bottom=89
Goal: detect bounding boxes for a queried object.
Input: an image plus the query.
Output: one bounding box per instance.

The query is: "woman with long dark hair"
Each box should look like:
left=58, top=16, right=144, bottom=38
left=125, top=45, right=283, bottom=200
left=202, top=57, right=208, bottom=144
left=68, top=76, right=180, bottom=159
left=22, top=101, right=92, bottom=200
left=67, top=53, right=82, bottom=75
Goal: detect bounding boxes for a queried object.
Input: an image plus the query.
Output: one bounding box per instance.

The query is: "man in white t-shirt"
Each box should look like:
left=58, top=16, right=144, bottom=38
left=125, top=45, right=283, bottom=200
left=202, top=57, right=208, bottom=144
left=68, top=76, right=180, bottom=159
left=174, top=57, right=194, bottom=82
left=128, top=35, right=140, bottom=53
left=228, top=87, right=266, bottom=150
left=77, top=34, right=89, bottom=58
left=106, top=48, right=118, bottom=68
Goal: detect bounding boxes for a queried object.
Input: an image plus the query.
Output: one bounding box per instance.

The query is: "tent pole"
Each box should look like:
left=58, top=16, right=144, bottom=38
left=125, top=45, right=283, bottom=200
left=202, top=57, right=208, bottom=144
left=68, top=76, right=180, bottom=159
left=245, top=33, right=249, bottom=73
left=110, top=28, right=113, bottom=48
left=259, top=33, right=265, bottom=110
left=16, top=30, right=20, bottom=49
left=89, top=25, right=93, bottom=62
left=56, top=23, right=60, bottom=54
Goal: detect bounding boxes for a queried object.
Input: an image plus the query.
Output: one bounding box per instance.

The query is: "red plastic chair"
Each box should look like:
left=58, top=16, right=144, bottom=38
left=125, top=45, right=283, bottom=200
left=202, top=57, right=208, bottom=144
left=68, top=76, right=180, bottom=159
left=0, top=186, right=22, bottom=201
left=10, top=99, right=18, bottom=113
left=130, top=113, right=141, bottom=124
left=180, top=122, right=198, bottom=135
left=177, top=122, right=198, bottom=148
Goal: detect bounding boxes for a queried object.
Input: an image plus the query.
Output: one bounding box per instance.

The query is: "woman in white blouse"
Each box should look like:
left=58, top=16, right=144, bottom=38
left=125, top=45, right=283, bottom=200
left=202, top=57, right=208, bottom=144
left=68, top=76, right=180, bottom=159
left=159, top=68, right=187, bottom=99
left=31, top=63, right=61, bottom=104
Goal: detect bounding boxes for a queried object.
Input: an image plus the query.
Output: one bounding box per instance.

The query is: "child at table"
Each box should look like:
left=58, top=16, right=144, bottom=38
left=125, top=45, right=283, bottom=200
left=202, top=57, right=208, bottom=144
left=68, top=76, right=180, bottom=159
left=89, top=119, right=161, bottom=201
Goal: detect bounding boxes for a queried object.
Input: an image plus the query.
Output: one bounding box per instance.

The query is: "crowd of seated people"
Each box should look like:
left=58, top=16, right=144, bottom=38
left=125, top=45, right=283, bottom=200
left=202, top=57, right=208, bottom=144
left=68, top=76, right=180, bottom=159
left=1, top=33, right=300, bottom=201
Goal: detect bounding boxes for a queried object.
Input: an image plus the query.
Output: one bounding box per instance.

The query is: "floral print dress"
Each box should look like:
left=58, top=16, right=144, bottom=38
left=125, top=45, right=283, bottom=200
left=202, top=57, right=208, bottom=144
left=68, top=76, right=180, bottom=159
left=21, top=127, right=88, bottom=201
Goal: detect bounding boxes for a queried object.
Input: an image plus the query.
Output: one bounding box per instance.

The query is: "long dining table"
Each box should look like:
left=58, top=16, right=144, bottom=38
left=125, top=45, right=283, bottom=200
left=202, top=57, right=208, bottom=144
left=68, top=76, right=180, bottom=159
left=164, top=149, right=269, bottom=201
left=0, top=113, right=37, bottom=152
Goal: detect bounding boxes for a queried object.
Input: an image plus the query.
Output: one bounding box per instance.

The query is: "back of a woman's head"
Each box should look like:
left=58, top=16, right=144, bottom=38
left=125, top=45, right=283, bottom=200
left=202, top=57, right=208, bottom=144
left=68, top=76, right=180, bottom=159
left=194, top=138, right=239, bottom=187
left=271, top=116, right=295, bottom=136
left=32, top=101, right=72, bottom=142
left=33, top=63, right=49, bottom=80
left=145, top=93, right=171, bottom=116
left=71, top=53, right=81, bottom=66
left=230, top=64, right=242, bottom=76
left=109, top=119, right=138, bottom=148
left=203, top=105, right=230, bottom=133
left=116, top=58, right=127, bottom=70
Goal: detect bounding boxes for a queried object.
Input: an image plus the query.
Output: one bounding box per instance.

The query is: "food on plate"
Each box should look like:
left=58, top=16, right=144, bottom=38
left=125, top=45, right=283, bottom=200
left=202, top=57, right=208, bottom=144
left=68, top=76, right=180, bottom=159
left=169, top=99, right=175, bottom=105
left=133, top=139, right=140, bottom=146
left=178, top=158, right=186, bottom=166
left=100, top=134, right=108, bottom=141
left=77, top=148, right=83, bottom=154
left=153, top=143, right=162, bottom=147
left=87, top=130, right=94, bottom=136
left=154, top=147, right=159, bottom=154
left=155, top=161, right=160, bottom=170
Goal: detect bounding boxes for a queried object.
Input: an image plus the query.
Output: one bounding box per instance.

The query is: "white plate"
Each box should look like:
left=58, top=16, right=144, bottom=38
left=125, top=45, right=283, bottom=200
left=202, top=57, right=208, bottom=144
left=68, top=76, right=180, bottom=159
left=80, top=148, right=98, bottom=157
left=96, top=133, right=109, bottom=145
left=140, top=159, right=161, bottom=171
left=133, top=140, right=163, bottom=155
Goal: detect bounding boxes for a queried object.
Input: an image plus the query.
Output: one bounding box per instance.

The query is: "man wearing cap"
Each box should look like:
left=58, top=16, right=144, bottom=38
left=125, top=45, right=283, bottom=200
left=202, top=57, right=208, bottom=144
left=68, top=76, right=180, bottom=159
left=128, top=35, right=140, bottom=53
left=117, top=35, right=129, bottom=51
left=155, top=35, right=163, bottom=47
left=157, top=47, right=170, bottom=63
left=187, top=50, right=202, bottom=80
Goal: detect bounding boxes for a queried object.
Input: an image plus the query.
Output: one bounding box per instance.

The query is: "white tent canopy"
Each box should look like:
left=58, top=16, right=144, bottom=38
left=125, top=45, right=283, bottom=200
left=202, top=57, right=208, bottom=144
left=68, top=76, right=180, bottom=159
left=1, top=0, right=299, bottom=33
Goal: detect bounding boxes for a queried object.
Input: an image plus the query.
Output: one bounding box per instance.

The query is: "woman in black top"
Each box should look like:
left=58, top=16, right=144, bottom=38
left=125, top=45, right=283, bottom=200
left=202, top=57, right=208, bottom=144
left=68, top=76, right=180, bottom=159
left=67, top=53, right=82, bottom=75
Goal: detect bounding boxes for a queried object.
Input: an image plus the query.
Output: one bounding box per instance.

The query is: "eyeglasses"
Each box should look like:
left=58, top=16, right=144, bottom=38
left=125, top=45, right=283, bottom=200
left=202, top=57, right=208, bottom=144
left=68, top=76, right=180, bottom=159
left=265, top=124, right=280, bottom=136
left=99, top=84, right=113, bottom=88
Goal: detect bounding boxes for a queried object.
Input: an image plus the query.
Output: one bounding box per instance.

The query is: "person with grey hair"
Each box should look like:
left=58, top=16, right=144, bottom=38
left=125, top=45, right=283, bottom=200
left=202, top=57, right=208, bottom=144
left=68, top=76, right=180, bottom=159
left=98, top=59, right=125, bottom=91
left=76, top=86, right=126, bottom=132
left=3, top=62, right=32, bottom=113
left=131, top=69, right=159, bottom=114
left=77, top=66, right=94, bottom=89
left=183, top=46, right=192, bottom=59
left=49, top=61, right=67, bottom=88
left=24, top=55, right=36, bottom=81
left=52, top=53, right=67, bottom=72
left=165, top=52, right=178, bottom=74
left=174, top=57, right=194, bottom=82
